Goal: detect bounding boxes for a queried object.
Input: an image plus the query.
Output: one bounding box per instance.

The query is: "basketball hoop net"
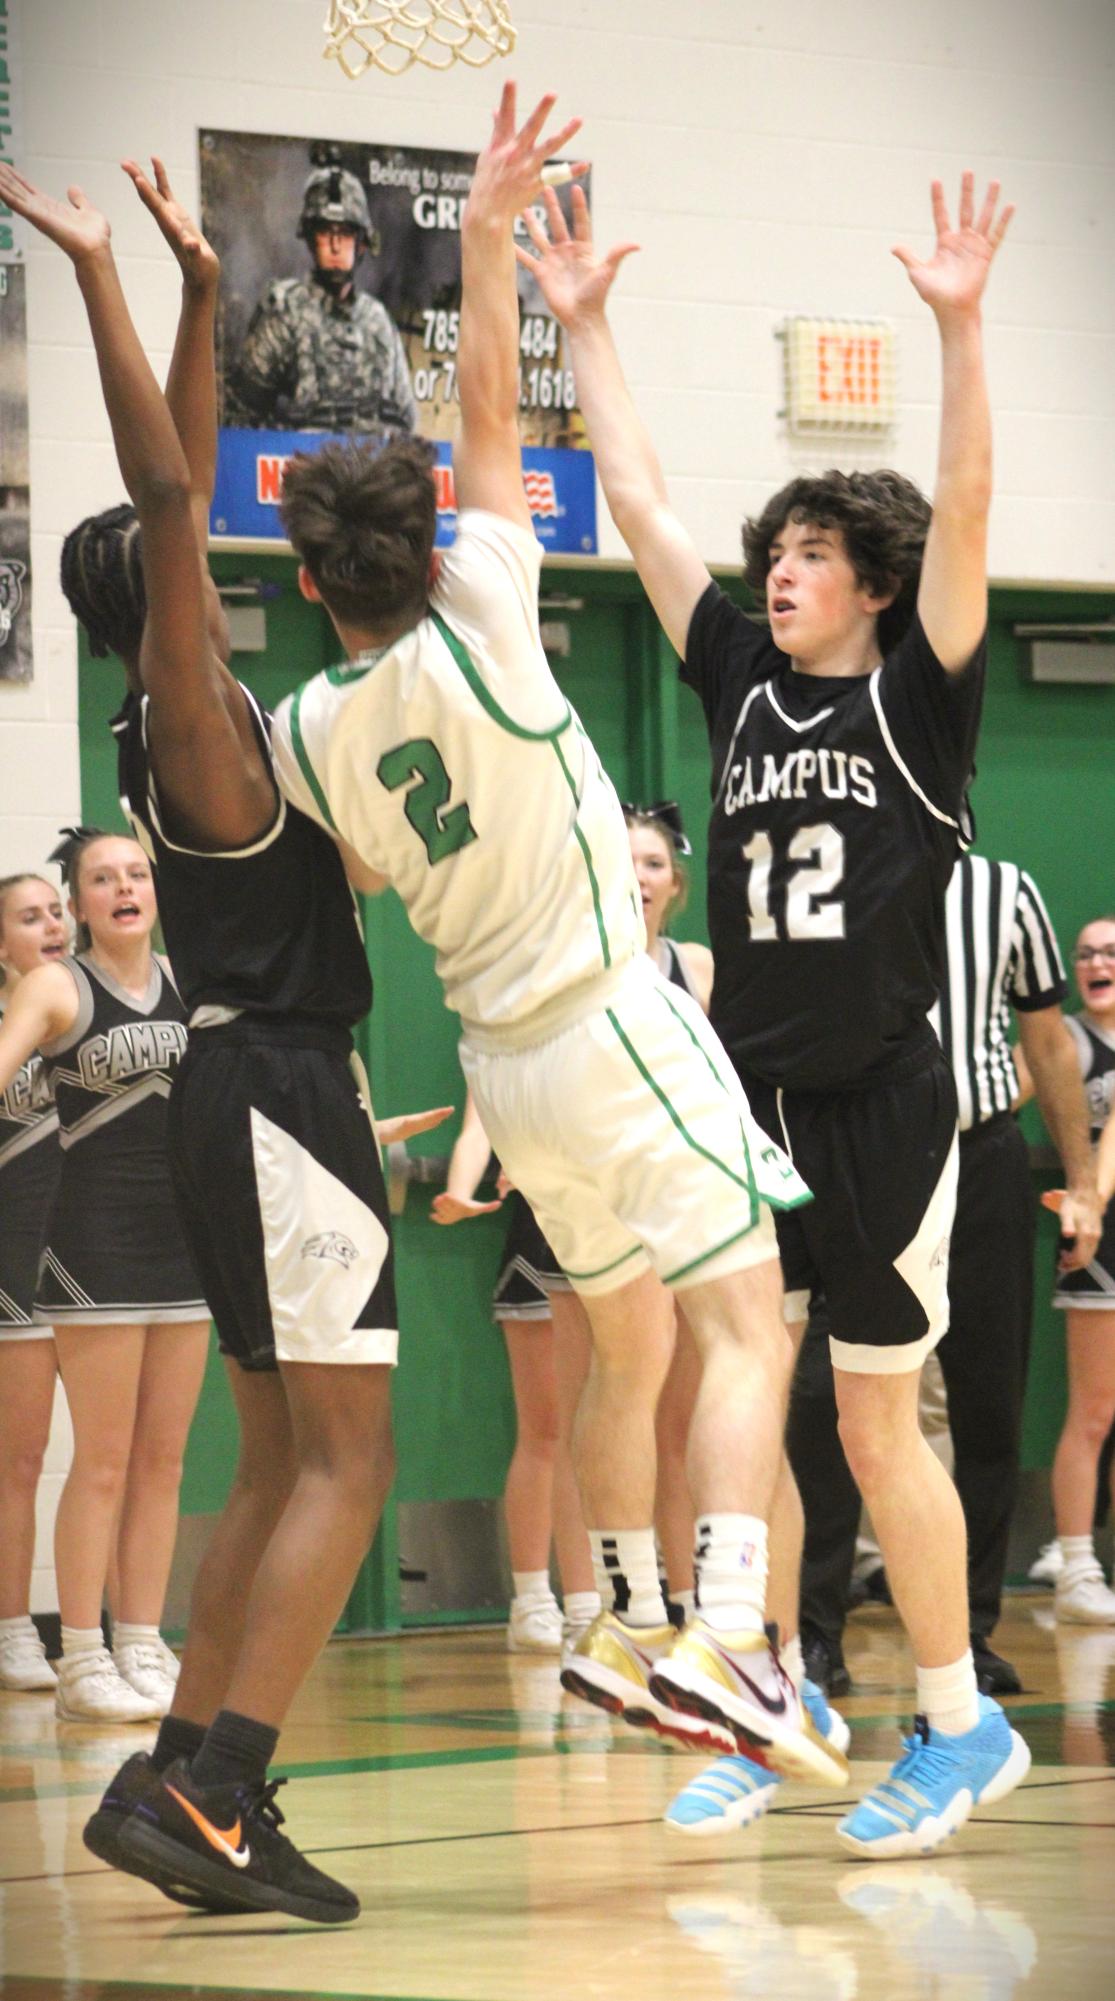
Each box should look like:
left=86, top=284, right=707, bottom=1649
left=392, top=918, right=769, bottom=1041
left=322, top=0, right=517, bottom=77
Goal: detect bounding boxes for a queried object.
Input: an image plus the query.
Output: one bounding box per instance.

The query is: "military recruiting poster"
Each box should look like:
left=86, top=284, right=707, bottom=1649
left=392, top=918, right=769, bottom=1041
left=0, top=0, right=31, bottom=686
left=201, top=130, right=597, bottom=554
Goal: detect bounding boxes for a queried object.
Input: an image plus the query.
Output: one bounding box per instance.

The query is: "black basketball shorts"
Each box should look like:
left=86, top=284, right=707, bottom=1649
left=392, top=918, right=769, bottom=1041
left=738, top=1051, right=959, bottom=1375
left=167, top=1021, right=397, bottom=1373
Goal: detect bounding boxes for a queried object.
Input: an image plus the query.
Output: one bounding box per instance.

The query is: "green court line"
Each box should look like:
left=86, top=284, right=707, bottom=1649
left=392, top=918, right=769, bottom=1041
left=0, top=1734, right=668, bottom=1806
left=4, top=1981, right=449, bottom=2001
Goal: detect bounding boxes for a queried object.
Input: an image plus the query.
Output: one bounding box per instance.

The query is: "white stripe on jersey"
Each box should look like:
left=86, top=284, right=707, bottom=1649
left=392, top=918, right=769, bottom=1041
left=935, top=855, right=1066, bottom=1131
left=271, top=512, right=643, bottom=1039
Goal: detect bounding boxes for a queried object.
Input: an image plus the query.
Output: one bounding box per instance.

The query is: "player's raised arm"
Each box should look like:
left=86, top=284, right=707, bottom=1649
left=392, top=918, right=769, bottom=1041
left=123, top=156, right=220, bottom=550
left=518, top=187, right=711, bottom=658
left=894, top=173, right=1013, bottom=674
left=455, top=83, right=585, bottom=527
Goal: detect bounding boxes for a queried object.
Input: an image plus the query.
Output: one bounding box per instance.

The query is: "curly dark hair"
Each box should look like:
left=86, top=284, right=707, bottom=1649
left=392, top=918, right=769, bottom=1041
left=60, top=504, right=146, bottom=661
left=742, top=470, right=932, bottom=655
left=280, top=436, right=437, bottom=634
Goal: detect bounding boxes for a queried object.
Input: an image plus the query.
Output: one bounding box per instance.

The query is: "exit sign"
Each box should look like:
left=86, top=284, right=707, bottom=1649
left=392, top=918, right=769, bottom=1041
left=782, top=317, right=896, bottom=432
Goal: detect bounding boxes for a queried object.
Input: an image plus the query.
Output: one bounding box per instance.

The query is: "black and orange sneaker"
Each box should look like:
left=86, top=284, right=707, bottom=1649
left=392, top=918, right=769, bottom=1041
left=116, top=1758, right=358, bottom=1925
left=83, top=1752, right=241, bottom=1911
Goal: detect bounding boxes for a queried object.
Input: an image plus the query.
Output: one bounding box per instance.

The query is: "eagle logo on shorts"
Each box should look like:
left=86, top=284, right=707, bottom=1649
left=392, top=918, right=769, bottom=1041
left=0, top=560, right=26, bottom=646
left=300, top=1231, right=359, bottom=1267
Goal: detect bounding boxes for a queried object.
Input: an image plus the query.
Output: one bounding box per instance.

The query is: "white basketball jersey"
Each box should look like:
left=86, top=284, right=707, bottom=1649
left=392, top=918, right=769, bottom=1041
left=271, top=511, right=643, bottom=1037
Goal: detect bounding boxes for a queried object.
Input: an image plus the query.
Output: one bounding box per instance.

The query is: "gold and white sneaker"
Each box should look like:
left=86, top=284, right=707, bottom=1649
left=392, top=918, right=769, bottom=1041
left=560, top=1609, right=736, bottom=1754
left=649, top=1618, right=849, bottom=1787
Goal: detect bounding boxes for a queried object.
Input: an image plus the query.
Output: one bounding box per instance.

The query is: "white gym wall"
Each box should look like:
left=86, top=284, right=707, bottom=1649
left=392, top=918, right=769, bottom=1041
left=3, top=0, right=1113, bottom=1607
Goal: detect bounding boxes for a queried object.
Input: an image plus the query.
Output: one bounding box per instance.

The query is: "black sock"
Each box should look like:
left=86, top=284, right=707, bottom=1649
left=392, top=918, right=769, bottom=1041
left=190, top=1709, right=280, bottom=1792
left=151, top=1714, right=207, bottom=1773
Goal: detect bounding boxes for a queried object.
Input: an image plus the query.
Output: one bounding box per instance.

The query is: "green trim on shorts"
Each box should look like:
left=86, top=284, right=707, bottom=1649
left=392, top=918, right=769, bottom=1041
left=562, top=1241, right=646, bottom=1284
left=664, top=1218, right=774, bottom=1287
left=289, top=686, right=337, bottom=833
left=605, top=1007, right=759, bottom=1230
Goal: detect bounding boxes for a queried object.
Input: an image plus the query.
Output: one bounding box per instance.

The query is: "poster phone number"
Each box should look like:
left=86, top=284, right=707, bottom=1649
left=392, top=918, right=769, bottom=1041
left=413, top=310, right=576, bottom=413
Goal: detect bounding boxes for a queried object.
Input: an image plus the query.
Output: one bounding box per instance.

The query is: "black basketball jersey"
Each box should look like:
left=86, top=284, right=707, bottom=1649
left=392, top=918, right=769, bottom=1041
left=112, top=687, right=372, bottom=1028
left=683, top=586, right=984, bottom=1090
left=39, top=954, right=188, bottom=1165
left=1066, top=1016, right=1115, bottom=1142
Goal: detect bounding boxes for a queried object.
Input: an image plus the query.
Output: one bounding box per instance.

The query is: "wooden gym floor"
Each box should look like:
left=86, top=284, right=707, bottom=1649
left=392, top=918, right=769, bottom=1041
left=1, top=1593, right=1113, bottom=2001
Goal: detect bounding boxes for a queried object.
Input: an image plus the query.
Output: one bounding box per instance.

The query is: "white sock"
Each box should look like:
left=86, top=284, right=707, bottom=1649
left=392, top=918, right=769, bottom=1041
left=0, top=1614, right=37, bottom=1638
left=511, top=1571, right=553, bottom=1606
left=670, top=1588, right=696, bottom=1619
left=590, top=1529, right=668, bottom=1626
left=61, top=1625, right=104, bottom=1660
left=562, top=1591, right=601, bottom=1623
left=781, top=1632, right=804, bottom=1694
left=694, top=1513, right=767, bottom=1634
left=1059, top=1534, right=1097, bottom=1578
left=916, top=1651, right=980, bottom=1736
left=113, top=1622, right=161, bottom=1649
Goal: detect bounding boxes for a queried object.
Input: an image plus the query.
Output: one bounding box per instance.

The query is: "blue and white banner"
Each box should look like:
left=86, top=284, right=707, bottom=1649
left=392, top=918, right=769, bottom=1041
left=211, top=430, right=596, bottom=555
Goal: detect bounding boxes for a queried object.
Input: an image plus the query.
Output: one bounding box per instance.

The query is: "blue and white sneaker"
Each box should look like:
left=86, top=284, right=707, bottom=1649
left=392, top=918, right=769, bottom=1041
left=837, top=1696, right=1031, bottom=1859
left=664, top=1679, right=849, bottom=1836
left=802, top=1676, right=851, bottom=1757
left=664, top=1752, right=781, bottom=1836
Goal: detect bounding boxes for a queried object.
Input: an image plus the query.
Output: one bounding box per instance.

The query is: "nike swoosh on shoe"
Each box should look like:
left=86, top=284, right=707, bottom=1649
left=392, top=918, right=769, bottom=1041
left=703, top=1640, right=790, bottom=1717
left=166, top=1785, right=252, bottom=1868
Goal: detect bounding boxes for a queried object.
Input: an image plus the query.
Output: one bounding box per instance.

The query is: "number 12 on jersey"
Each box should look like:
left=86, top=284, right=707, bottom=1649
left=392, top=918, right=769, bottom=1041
left=742, top=823, right=845, bottom=942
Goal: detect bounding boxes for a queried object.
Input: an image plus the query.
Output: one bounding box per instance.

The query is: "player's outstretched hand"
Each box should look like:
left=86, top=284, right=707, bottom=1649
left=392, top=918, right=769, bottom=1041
left=122, top=156, right=219, bottom=292
left=431, top=1191, right=505, bottom=1226
left=892, top=172, right=1013, bottom=320
left=465, top=80, right=586, bottom=230
left=377, top=1105, right=454, bottom=1147
left=0, top=164, right=110, bottom=263
left=516, top=185, right=638, bottom=330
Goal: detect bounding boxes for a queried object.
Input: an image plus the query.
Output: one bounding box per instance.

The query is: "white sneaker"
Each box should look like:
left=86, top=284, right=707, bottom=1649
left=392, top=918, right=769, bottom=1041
left=0, top=1625, right=57, bottom=1692
left=1055, top=1567, right=1115, bottom=1625
left=115, top=1632, right=178, bottom=1696
left=1028, top=1541, right=1064, bottom=1586
left=55, top=1648, right=163, bottom=1723
left=507, top=1593, right=562, bottom=1654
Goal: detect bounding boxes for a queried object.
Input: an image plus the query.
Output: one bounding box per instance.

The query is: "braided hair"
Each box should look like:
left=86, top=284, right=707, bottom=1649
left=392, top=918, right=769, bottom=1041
left=60, top=505, right=146, bottom=660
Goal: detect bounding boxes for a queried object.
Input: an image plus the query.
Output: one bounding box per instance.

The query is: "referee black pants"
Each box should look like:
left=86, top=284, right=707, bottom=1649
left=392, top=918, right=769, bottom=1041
left=793, top=1113, right=1035, bottom=1648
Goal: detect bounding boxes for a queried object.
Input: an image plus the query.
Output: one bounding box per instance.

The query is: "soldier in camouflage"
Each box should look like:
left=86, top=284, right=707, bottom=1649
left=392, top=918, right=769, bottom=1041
left=232, top=163, right=417, bottom=436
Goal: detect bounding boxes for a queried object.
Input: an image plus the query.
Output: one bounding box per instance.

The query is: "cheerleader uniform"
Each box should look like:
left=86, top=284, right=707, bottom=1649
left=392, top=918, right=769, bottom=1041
left=490, top=937, right=705, bottom=1320
left=34, top=954, right=204, bottom=1324
left=1053, top=1015, right=1115, bottom=1311
left=0, top=1019, right=60, bottom=1336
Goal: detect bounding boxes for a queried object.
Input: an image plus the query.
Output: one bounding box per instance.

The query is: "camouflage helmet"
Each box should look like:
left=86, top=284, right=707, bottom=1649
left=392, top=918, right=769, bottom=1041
left=299, top=164, right=372, bottom=243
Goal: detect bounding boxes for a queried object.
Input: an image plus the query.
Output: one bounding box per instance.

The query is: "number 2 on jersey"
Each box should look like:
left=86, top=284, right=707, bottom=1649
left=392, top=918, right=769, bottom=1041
left=377, top=738, right=477, bottom=865
left=742, top=823, right=845, bottom=941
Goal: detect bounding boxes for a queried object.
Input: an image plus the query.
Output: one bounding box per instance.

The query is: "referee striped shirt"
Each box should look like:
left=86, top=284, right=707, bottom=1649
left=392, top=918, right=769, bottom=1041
left=930, top=855, right=1068, bottom=1132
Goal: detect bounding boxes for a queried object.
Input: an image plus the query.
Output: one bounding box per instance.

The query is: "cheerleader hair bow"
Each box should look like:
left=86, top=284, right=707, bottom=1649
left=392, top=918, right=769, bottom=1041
left=620, top=799, right=692, bottom=858
left=47, top=825, right=107, bottom=868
